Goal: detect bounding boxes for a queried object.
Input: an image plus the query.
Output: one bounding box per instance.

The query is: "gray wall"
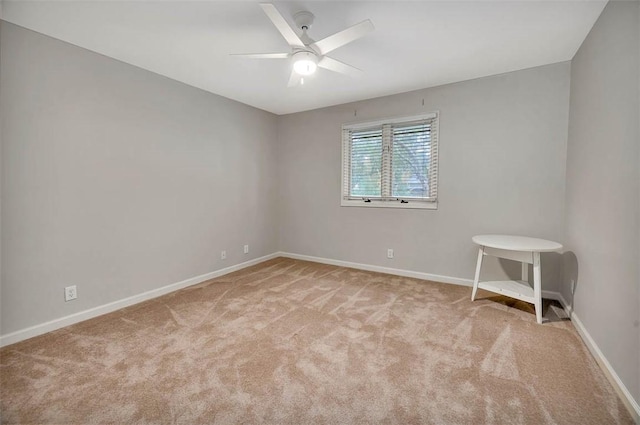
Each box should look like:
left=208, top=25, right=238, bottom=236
left=278, top=63, right=570, bottom=287
left=0, top=22, right=279, bottom=335
left=563, top=0, right=640, bottom=403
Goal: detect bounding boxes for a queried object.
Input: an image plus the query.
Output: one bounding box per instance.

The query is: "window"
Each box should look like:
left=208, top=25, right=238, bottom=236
left=341, top=113, right=439, bottom=209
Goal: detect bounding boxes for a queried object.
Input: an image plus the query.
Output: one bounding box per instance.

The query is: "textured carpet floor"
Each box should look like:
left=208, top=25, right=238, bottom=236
left=0, top=258, right=634, bottom=424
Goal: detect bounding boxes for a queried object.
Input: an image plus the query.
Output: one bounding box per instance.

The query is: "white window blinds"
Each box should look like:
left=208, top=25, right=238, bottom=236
left=348, top=127, right=383, bottom=198
left=342, top=113, right=438, bottom=208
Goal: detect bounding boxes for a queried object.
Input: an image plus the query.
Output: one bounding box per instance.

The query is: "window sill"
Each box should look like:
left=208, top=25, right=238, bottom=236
left=340, top=199, right=438, bottom=210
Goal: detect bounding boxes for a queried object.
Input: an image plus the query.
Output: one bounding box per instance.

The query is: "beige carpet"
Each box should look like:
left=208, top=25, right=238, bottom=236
left=0, top=258, right=633, bottom=424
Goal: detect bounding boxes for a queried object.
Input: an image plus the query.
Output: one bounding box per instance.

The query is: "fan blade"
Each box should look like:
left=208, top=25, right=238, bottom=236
left=260, top=3, right=305, bottom=49
left=318, top=56, right=363, bottom=77
left=287, top=69, right=302, bottom=87
left=231, top=53, right=290, bottom=59
left=310, top=20, right=374, bottom=55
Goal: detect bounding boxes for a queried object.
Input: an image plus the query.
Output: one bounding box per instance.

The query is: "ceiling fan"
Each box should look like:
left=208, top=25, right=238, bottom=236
left=233, top=3, right=374, bottom=87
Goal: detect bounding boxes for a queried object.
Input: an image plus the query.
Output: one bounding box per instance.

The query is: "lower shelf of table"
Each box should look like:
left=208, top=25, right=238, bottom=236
left=477, top=280, right=536, bottom=304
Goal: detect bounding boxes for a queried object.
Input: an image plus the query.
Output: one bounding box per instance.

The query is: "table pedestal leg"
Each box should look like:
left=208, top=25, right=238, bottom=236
left=533, top=252, right=542, bottom=324
left=471, top=247, right=484, bottom=301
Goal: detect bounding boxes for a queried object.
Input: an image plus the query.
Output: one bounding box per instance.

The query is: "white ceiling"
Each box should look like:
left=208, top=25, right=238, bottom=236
left=2, top=0, right=606, bottom=115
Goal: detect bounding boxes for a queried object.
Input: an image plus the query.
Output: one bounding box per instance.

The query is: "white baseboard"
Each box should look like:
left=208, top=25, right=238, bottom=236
left=553, top=294, right=640, bottom=423
left=541, top=290, right=565, bottom=302
left=0, top=253, right=279, bottom=348
left=280, top=251, right=639, bottom=422
left=280, top=252, right=564, bottom=300
left=278, top=251, right=475, bottom=287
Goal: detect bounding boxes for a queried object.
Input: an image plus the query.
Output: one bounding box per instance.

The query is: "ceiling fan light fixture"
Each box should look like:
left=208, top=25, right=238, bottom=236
left=292, top=51, right=318, bottom=76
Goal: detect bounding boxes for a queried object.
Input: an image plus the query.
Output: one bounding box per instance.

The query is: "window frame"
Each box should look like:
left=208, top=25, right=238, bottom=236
left=341, top=112, right=439, bottom=210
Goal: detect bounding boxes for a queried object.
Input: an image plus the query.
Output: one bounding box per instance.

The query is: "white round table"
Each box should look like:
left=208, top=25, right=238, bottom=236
left=471, top=234, right=563, bottom=324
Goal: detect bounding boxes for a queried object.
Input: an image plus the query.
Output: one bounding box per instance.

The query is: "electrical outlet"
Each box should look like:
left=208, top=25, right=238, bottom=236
left=221, top=250, right=227, bottom=260
left=243, top=245, right=249, bottom=254
left=64, top=285, right=77, bottom=302
left=387, top=249, right=394, bottom=259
